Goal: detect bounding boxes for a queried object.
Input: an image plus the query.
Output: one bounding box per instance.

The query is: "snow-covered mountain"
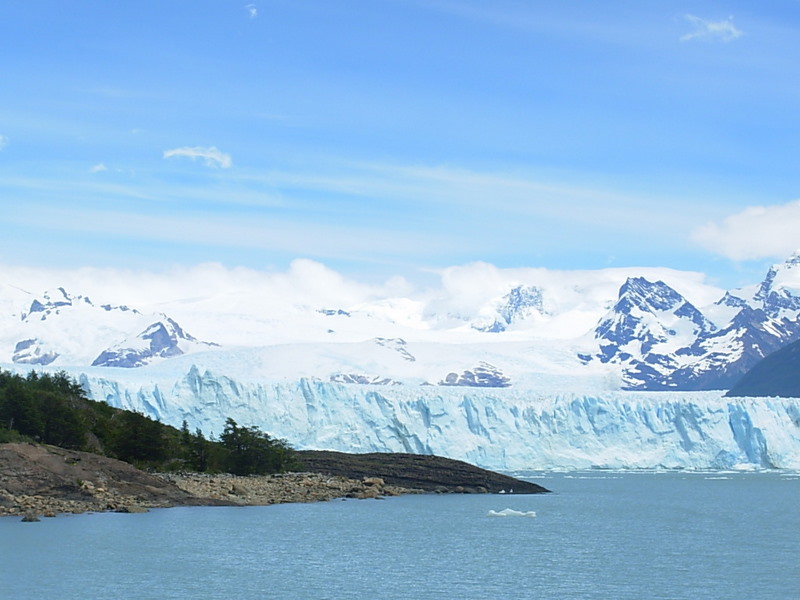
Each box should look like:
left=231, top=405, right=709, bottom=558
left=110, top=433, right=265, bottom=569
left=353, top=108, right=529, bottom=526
left=471, top=285, right=545, bottom=332
left=572, top=253, right=800, bottom=390
left=3, top=255, right=800, bottom=390
left=92, top=316, right=218, bottom=368
left=726, top=337, right=800, bottom=398
left=588, top=276, right=716, bottom=389
left=3, top=255, right=800, bottom=470
left=1, top=286, right=214, bottom=368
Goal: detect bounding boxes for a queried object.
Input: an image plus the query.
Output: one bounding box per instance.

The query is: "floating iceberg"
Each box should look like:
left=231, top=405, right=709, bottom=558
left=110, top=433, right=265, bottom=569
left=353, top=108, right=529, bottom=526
left=487, top=508, right=537, bottom=518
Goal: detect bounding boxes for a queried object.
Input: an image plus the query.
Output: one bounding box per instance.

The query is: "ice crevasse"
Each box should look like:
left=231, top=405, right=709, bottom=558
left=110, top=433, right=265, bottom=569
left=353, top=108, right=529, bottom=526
left=77, top=366, right=800, bottom=472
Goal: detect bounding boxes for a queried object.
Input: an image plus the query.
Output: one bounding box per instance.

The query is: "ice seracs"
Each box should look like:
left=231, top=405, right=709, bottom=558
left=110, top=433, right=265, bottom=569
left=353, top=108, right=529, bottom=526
left=69, top=365, right=800, bottom=471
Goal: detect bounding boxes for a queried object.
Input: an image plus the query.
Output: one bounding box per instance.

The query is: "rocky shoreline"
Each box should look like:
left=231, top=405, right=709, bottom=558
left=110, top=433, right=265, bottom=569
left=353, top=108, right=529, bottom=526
left=0, top=442, right=548, bottom=521
left=166, top=471, right=418, bottom=505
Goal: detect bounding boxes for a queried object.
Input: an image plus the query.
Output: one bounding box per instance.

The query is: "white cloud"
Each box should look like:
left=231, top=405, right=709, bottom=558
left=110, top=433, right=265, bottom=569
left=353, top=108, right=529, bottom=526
left=163, top=146, right=233, bottom=169
left=245, top=3, right=257, bottom=19
left=89, top=163, right=108, bottom=173
left=0, top=256, right=721, bottom=349
left=681, top=14, right=743, bottom=42
left=691, top=200, right=800, bottom=261
left=0, top=135, right=8, bottom=150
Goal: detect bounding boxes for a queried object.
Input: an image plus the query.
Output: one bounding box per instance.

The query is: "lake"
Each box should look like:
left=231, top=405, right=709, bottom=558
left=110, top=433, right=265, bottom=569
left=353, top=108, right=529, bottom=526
left=2, top=471, right=798, bottom=599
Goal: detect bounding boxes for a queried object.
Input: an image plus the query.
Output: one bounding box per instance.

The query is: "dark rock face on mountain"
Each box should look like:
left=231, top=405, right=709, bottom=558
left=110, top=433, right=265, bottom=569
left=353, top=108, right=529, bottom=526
left=596, top=277, right=708, bottom=355
left=726, top=339, right=800, bottom=397
left=499, top=285, right=544, bottom=323
left=373, top=337, right=416, bottom=362
left=318, top=308, right=351, bottom=317
left=664, top=306, right=800, bottom=391
left=9, top=286, right=212, bottom=369
left=587, top=254, right=800, bottom=391
left=11, top=338, right=59, bottom=366
left=591, top=277, right=715, bottom=390
left=20, top=287, right=138, bottom=323
left=661, top=256, right=800, bottom=391
left=92, top=317, right=214, bottom=368
left=755, top=255, right=800, bottom=315
left=474, top=285, right=544, bottom=332
left=330, top=373, right=401, bottom=385
left=439, top=362, right=511, bottom=388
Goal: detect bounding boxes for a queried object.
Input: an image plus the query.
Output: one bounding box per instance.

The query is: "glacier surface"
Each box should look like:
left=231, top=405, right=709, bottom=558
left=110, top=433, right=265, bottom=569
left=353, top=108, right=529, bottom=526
left=61, top=364, right=800, bottom=472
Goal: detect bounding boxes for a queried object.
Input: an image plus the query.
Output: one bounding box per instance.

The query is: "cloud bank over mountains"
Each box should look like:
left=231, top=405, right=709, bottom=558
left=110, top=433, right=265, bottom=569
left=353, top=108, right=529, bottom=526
left=0, top=257, right=725, bottom=348
left=692, top=199, right=800, bottom=261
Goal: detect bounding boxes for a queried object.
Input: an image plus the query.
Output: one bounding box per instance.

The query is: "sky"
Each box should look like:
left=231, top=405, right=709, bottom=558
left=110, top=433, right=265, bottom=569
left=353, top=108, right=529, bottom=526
left=2, top=0, right=800, bottom=291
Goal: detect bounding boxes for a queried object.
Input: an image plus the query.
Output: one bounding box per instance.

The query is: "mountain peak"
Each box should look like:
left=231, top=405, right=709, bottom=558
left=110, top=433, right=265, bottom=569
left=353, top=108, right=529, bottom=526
left=91, top=315, right=214, bottom=368
left=617, top=277, right=683, bottom=312
left=784, top=249, right=800, bottom=266
left=592, top=277, right=716, bottom=385
left=472, top=284, right=544, bottom=332
left=22, top=287, right=89, bottom=321
left=753, top=252, right=800, bottom=316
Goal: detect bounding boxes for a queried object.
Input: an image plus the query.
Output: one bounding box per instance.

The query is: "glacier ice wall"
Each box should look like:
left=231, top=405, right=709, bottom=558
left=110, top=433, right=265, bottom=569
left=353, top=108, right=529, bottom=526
left=71, top=365, right=800, bottom=471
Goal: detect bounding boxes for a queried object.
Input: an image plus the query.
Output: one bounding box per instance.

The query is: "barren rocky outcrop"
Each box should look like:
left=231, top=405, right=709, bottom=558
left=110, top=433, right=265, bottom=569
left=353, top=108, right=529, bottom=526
left=296, top=450, right=549, bottom=494
left=0, top=442, right=211, bottom=518
left=0, top=442, right=547, bottom=520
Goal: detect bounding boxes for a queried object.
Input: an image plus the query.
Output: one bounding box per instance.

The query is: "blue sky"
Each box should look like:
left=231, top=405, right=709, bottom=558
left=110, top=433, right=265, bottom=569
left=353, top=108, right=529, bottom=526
left=2, top=1, right=800, bottom=288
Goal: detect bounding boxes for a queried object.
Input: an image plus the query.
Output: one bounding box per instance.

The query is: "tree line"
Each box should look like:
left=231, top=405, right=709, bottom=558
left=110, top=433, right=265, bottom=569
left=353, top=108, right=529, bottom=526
left=0, top=369, right=297, bottom=475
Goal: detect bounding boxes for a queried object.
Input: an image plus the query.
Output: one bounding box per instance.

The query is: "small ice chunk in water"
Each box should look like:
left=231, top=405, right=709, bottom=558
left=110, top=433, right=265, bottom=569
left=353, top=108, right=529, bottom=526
left=487, top=508, right=536, bottom=518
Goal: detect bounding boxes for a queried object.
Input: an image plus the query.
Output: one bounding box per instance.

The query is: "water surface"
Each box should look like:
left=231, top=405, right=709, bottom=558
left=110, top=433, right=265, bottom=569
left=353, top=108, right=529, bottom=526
left=2, top=472, right=798, bottom=599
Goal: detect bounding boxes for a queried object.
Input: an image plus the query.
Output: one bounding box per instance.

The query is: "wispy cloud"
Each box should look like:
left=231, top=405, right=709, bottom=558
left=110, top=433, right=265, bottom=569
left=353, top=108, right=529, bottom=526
left=250, top=158, right=713, bottom=233
left=0, top=135, right=8, bottom=150
left=245, top=3, right=257, bottom=19
left=681, top=15, right=743, bottom=43
left=692, top=200, right=800, bottom=261
left=163, top=146, right=233, bottom=169
left=89, top=163, right=108, bottom=173
left=9, top=201, right=450, bottom=267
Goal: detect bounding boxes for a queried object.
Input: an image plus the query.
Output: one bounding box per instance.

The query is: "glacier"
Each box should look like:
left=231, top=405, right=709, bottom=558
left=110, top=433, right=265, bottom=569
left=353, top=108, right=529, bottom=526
left=63, top=364, right=800, bottom=472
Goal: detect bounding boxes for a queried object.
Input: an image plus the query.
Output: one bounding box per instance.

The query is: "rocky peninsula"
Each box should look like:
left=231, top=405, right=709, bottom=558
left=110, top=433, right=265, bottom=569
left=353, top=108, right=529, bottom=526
left=0, top=443, right=548, bottom=520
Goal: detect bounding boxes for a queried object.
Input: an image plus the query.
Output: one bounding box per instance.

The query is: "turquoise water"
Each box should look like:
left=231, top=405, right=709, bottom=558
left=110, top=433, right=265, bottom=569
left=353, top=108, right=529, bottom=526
left=2, top=472, right=799, bottom=599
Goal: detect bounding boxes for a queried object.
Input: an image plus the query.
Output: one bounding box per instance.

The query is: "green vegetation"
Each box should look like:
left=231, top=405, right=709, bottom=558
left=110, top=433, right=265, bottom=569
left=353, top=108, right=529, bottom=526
left=0, top=369, right=297, bottom=474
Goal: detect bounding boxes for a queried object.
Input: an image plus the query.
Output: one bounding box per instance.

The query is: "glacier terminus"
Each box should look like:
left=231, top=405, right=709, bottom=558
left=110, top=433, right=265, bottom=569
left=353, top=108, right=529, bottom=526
left=73, top=363, right=800, bottom=472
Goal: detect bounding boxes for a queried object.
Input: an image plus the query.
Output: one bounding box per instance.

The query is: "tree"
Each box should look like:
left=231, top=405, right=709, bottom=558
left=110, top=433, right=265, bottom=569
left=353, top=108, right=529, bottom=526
left=219, top=418, right=294, bottom=475
left=180, top=421, right=212, bottom=472
left=109, top=411, right=168, bottom=464
left=37, top=390, right=86, bottom=449
left=0, top=374, right=43, bottom=439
